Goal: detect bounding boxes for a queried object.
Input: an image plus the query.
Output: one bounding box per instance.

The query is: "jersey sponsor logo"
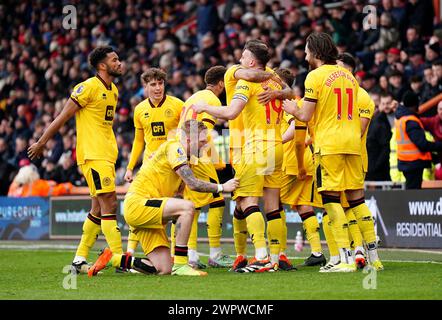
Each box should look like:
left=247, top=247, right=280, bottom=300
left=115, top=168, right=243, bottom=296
left=102, top=93, right=107, bottom=100
left=305, top=88, right=313, bottom=94
left=102, top=177, right=111, bottom=187
left=151, top=122, right=166, bottom=136
left=165, top=108, right=174, bottom=118
left=235, top=85, right=249, bottom=91
left=105, top=105, right=114, bottom=121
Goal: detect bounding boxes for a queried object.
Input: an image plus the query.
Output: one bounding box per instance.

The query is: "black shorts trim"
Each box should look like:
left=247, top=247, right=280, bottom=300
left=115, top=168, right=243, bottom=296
left=91, top=168, right=102, bottom=190
left=145, top=199, right=163, bottom=208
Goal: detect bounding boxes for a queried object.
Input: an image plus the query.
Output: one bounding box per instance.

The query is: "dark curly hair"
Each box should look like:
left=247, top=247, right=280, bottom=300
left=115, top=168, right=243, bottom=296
left=88, top=46, right=116, bottom=70
left=306, top=32, right=338, bottom=65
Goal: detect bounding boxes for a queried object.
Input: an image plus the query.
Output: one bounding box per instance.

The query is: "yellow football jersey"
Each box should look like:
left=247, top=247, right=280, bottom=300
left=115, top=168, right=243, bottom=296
left=233, top=77, right=283, bottom=148
left=304, top=64, right=361, bottom=155
left=281, top=111, right=298, bottom=175
left=133, top=95, right=183, bottom=160
left=178, top=89, right=220, bottom=133
left=357, top=87, right=375, bottom=172
left=225, top=65, right=275, bottom=154
left=128, top=140, right=188, bottom=198
left=225, top=65, right=245, bottom=153
left=70, top=75, right=119, bottom=165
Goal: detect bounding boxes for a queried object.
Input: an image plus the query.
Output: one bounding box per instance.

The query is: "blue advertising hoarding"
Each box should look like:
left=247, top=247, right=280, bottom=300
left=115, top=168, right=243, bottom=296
left=0, top=197, right=50, bottom=240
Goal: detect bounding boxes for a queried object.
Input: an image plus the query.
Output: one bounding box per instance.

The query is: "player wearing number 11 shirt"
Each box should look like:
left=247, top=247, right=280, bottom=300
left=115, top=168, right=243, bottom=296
left=283, top=32, right=362, bottom=272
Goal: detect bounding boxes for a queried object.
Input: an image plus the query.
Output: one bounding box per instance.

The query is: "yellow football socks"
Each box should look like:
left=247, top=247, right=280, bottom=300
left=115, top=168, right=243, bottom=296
left=322, top=212, right=339, bottom=257
left=244, top=206, right=267, bottom=259
left=345, top=208, right=363, bottom=249
left=207, top=204, right=224, bottom=249
left=266, top=209, right=283, bottom=263
left=300, top=211, right=322, bottom=254
left=101, top=213, right=123, bottom=254
left=75, top=213, right=101, bottom=258
left=233, top=207, right=248, bottom=256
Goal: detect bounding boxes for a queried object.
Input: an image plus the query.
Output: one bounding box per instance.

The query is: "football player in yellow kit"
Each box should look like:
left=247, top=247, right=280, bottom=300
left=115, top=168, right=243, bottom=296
left=28, top=46, right=124, bottom=274
left=283, top=33, right=362, bottom=272
left=88, top=120, right=239, bottom=277
left=172, top=66, right=234, bottom=268
left=321, top=53, right=383, bottom=272
left=193, top=40, right=285, bottom=272
left=124, top=68, right=183, bottom=256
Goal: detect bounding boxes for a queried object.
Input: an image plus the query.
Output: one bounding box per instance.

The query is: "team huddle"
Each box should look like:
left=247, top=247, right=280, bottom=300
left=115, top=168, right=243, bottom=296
left=28, top=31, right=383, bottom=277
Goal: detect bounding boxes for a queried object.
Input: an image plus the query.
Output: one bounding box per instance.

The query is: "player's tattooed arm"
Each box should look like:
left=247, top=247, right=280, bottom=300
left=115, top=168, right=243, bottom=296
left=176, top=165, right=218, bottom=193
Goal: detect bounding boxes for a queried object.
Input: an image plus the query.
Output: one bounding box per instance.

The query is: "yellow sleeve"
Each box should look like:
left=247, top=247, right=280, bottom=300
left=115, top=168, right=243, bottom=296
left=225, top=64, right=241, bottom=82
left=133, top=104, right=143, bottom=129
left=233, top=79, right=253, bottom=103
left=202, top=96, right=221, bottom=130
left=127, top=128, right=145, bottom=170
left=304, top=72, right=319, bottom=101
left=70, top=81, right=94, bottom=108
left=168, top=142, right=188, bottom=171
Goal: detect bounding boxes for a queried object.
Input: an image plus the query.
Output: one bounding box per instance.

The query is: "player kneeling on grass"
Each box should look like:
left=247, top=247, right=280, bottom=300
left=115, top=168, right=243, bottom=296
left=88, top=120, right=239, bottom=277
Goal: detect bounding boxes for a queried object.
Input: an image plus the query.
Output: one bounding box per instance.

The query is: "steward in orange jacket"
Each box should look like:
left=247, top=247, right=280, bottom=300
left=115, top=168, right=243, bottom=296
left=395, top=91, right=442, bottom=189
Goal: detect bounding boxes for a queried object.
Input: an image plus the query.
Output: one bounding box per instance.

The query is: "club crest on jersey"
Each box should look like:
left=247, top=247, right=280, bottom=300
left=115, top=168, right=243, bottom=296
left=165, top=108, right=174, bottom=118
left=102, top=93, right=107, bottom=99
left=144, top=112, right=150, bottom=118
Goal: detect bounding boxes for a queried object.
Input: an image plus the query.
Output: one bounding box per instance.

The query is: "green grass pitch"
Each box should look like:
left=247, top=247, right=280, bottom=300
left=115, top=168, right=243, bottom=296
left=0, top=240, right=441, bottom=300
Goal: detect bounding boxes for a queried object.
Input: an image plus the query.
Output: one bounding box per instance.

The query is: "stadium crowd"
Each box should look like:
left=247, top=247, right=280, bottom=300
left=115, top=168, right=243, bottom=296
left=0, top=0, right=441, bottom=195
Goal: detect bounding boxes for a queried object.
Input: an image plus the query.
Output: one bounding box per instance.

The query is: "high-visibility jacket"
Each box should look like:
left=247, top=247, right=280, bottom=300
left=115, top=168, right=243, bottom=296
left=395, top=115, right=432, bottom=162
left=8, top=180, right=73, bottom=197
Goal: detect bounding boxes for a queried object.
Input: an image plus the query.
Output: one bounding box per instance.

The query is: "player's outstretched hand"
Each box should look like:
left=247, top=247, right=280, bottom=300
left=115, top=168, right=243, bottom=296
left=191, top=102, right=207, bottom=114
left=124, top=169, right=133, bottom=183
left=28, top=142, right=44, bottom=160
left=282, top=99, right=298, bottom=115
left=222, top=178, right=239, bottom=192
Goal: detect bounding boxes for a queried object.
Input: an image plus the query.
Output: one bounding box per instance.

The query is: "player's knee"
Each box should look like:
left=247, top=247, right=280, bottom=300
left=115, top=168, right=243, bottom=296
left=182, top=200, right=195, bottom=215
left=156, top=263, right=172, bottom=275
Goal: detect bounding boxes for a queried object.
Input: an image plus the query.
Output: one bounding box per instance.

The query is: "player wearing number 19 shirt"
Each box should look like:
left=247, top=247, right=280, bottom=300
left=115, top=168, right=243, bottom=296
left=283, top=32, right=362, bottom=272
left=192, top=40, right=285, bottom=272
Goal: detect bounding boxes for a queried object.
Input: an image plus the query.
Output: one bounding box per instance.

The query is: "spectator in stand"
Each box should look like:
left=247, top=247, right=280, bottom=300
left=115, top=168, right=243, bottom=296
left=395, top=91, right=442, bottom=189
left=366, top=92, right=397, bottom=181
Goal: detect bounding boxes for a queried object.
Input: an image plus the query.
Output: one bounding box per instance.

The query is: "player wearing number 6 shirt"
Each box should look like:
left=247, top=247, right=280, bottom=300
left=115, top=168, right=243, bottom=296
left=170, top=66, right=234, bottom=269
left=192, top=40, right=285, bottom=272
left=27, top=46, right=124, bottom=274
left=283, top=33, right=362, bottom=273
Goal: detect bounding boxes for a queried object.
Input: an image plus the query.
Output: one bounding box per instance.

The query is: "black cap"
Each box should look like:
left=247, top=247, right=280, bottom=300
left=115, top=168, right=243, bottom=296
left=402, top=91, right=419, bottom=109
